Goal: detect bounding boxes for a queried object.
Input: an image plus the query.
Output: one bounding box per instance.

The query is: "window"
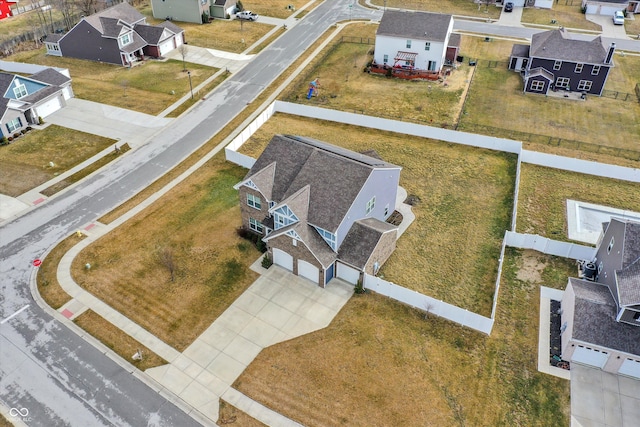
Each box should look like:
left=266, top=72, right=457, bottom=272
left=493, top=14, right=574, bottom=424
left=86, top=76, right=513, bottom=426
left=119, top=33, right=132, bottom=46
left=249, top=218, right=264, bottom=233
left=530, top=80, right=545, bottom=92
left=384, top=204, right=389, bottom=217
left=607, top=236, right=614, bottom=254
left=273, top=205, right=298, bottom=229
left=555, top=77, right=570, bottom=88
left=574, top=63, right=583, bottom=73
left=366, top=196, right=376, bottom=214
left=406, top=40, right=411, bottom=49
left=578, top=80, right=592, bottom=92
left=247, top=193, right=261, bottom=209
left=553, top=60, right=562, bottom=70
left=591, top=65, right=600, bottom=75
left=6, top=117, right=22, bottom=133
left=13, top=83, right=27, bottom=99
left=383, top=54, right=388, bottom=64
left=598, top=261, right=603, bottom=273
left=634, top=312, right=640, bottom=322
left=424, top=42, right=430, bottom=51
left=314, top=226, right=336, bottom=250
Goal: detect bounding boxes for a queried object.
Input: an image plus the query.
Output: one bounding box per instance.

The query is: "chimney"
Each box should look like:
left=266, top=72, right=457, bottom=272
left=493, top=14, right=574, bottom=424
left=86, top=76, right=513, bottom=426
left=605, top=42, right=615, bottom=65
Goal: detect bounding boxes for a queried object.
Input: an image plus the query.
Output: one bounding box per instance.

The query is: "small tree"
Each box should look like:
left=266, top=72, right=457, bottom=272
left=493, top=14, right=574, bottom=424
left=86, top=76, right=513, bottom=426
left=178, top=44, right=188, bottom=71
left=261, top=254, right=272, bottom=269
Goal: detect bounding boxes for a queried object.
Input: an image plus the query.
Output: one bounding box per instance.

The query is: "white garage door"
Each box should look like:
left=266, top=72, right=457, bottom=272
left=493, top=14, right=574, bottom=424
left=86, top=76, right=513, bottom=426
left=599, top=5, right=620, bottom=15
left=35, top=96, right=62, bottom=118
left=272, top=248, right=293, bottom=271
left=297, top=260, right=319, bottom=283
left=62, top=86, right=73, bottom=100
left=572, top=346, right=609, bottom=368
left=159, top=39, right=175, bottom=56
left=618, top=359, right=640, bottom=379
left=336, top=262, right=360, bottom=285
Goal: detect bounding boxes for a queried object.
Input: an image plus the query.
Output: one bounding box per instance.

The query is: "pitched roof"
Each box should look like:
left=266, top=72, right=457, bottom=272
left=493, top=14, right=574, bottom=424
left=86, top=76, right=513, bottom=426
left=157, top=20, right=184, bottom=34
left=338, top=218, right=397, bottom=269
left=530, top=29, right=610, bottom=64
left=448, top=33, right=461, bottom=48
left=120, top=31, right=148, bottom=53
left=245, top=135, right=400, bottom=233
left=510, top=43, right=530, bottom=58
left=134, top=24, right=165, bottom=44
left=263, top=222, right=337, bottom=268
left=377, top=10, right=452, bottom=42
left=45, top=33, right=64, bottom=43
left=570, top=278, right=640, bottom=356
left=528, top=67, right=554, bottom=81
left=84, top=2, right=145, bottom=33
left=0, top=72, right=14, bottom=98
left=29, top=68, right=70, bottom=86
left=614, top=219, right=640, bottom=306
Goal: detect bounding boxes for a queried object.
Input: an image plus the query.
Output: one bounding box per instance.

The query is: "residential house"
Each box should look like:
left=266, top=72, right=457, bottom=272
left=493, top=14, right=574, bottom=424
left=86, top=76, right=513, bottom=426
left=581, top=0, right=639, bottom=15
left=373, top=10, right=455, bottom=74
left=0, top=0, right=17, bottom=20
left=508, top=29, right=615, bottom=96
left=44, top=2, right=184, bottom=66
left=151, top=0, right=235, bottom=23
left=0, top=68, right=74, bottom=138
left=234, top=135, right=402, bottom=287
left=561, top=218, right=640, bottom=379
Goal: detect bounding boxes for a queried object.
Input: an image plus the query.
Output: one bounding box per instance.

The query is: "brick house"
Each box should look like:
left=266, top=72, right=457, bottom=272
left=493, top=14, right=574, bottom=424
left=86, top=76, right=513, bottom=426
left=234, top=135, right=401, bottom=287
left=561, top=218, right=640, bottom=379
left=508, top=29, right=615, bottom=96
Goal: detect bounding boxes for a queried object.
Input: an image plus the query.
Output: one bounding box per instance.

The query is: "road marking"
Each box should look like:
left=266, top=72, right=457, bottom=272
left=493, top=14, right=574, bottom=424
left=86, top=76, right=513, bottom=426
left=1, top=305, right=30, bottom=325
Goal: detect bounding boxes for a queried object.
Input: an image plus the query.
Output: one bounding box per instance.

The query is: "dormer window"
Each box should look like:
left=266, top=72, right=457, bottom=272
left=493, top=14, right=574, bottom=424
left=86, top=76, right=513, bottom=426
left=607, top=236, right=614, bottom=254
left=120, top=33, right=132, bottom=46
left=366, top=196, right=375, bottom=215
left=273, top=205, right=298, bottom=230
left=13, top=82, right=27, bottom=99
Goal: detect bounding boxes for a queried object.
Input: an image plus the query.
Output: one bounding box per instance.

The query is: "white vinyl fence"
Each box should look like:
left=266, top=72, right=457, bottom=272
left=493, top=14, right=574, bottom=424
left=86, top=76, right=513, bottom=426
left=0, top=60, right=70, bottom=78
left=505, top=231, right=596, bottom=260
left=363, top=274, right=494, bottom=335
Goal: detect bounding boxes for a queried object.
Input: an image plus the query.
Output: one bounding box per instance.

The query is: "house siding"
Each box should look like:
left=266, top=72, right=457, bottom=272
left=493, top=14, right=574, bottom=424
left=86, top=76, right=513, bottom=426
left=1, top=109, right=28, bottom=137
left=268, top=234, right=324, bottom=287
left=374, top=35, right=449, bottom=72
left=4, top=78, right=47, bottom=99
left=59, top=20, right=123, bottom=65
left=529, top=58, right=610, bottom=95
left=238, top=186, right=271, bottom=235
left=335, top=168, right=400, bottom=248
left=525, top=74, right=551, bottom=94
left=152, top=0, right=207, bottom=24
left=561, top=282, right=577, bottom=359
left=593, top=221, right=625, bottom=304
left=363, top=229, right=397, bottom=275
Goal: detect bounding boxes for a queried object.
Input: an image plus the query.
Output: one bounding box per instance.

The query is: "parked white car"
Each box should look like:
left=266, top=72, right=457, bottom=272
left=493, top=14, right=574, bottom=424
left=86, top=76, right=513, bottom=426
left=613, top=11, right=625, bottom=25
left=236, top=10, right=259, bottom=21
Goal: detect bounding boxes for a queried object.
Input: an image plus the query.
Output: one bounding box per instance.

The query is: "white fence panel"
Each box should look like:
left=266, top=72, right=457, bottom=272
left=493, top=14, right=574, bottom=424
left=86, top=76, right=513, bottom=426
left=225, top=149, right=255, bottom=169
left=505, top=231, right=595, bottom=260
left=0, top=60, right=68, bottom=76
left=363, top=274, right=494, bottom=335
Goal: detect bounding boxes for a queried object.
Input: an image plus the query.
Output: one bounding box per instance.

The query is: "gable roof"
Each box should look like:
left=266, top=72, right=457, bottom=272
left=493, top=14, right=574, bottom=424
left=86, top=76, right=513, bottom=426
left=570, top=278, right=640, bottom=356
left=510, top=43, right=530, bottom=58
left=157, top=20, right=184, bottom=35
left=377, top=10, right=452, bottom=42
left=84, top=2, right=145, bottom=34
left=530, top=29, right=610, bottom=64
left=134, top=24, right=168, bottom=44
left=244, top=135, right=400, bottom=233
left=528, top=67, right=554, bottom=81
left=338, top=218, right=397, bottom=269
left=45, top=33, right=64, bottom=43
left=611, top=219, right=640, bottom=306
left=263, top=222, right=337, bottom=268
left=1, top=69, right=69, bottom=120
left=29, top=68, right=70, bottom=86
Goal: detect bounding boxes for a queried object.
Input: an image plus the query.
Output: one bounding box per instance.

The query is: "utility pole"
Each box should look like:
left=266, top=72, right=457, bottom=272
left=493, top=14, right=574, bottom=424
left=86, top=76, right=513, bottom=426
left=187, top=71, right=193, bottom=99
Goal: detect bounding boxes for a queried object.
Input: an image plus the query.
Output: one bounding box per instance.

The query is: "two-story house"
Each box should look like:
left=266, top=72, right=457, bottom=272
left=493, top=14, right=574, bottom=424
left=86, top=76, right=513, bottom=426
left=508, top=29, right=615, bottom=96
left=234, top=135, right=402, bottom=287
left=44, top=2, right=184, bottom=66
left=0, top=68, right=74, bottom=138
left=561, top=218, right=640, bottom=379
left=373, top=10, right=455, bottom=74
left=150, top=0, right=236, bottom=23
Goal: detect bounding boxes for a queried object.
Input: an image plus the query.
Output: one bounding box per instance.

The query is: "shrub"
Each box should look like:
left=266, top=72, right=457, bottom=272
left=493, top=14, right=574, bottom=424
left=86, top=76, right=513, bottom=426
left=13, top=133, right=19, bottom=138
left=26, top=126, right=32, bottom=131
left=21, top=129, right=27, bottom=135
left=261, top=254, right=272, bottom=269
left=0, top=136, right=8, bottom=145
left=256, top=239, right=266, bottom=253
left=7, top=137, right=13, bottom=142
left=354, top=279, right=366, bottom=294
left=38, top=116, right=44, bottom=125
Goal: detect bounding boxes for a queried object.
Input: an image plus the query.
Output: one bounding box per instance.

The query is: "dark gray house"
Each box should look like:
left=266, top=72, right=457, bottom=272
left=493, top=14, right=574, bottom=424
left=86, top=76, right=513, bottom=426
left=561, top=218, right=640, bottom=378
left=234, top=135, right=401, bottom=287
left=45, top=2, right=184, bottom=66
left=508, top=29, right=615, bottom=96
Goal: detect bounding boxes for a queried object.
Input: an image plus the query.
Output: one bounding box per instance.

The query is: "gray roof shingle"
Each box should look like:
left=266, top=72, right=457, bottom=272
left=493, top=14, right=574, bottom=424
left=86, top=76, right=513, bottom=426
left=29, top=68, right=70, bottom=86
left=157, top=20, right=184, bottom=35
left=338, top=218, right=397, bottom=269
left=134, top=24, right=165, bottom=45
left=511, top=43, right=530, bottom=58
left=377, top=10, right=452, bottom=42
left=570, top=278, right=640, bottom=356
left=530, top=29, right=611, bottom=64
left=84, top=2, right=145, bottom=34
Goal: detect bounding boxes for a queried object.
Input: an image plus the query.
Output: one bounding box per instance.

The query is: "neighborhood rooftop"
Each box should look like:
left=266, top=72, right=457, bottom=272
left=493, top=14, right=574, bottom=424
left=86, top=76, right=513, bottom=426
left=377, top=10, right=452, bottom=42
left=530, top=29, right=610, bottom=64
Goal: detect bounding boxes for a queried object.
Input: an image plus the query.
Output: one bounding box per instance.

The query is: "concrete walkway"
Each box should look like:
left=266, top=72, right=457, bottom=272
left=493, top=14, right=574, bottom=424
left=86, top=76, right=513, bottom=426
left=497, top=6, right=524, bottom=28
left=163, top=46, right=255, bottom=72
left=537, top=287, right=570, bottom=380
left=395, top=186, right=415, bottom=238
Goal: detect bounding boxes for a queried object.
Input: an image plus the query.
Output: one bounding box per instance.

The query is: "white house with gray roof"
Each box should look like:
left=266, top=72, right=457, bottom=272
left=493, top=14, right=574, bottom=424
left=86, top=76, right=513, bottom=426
left=373, top=10, right=454, bottom=73
left=234, top=135, right=401, bottom=287
left=561, top=218, right=640, bottom=379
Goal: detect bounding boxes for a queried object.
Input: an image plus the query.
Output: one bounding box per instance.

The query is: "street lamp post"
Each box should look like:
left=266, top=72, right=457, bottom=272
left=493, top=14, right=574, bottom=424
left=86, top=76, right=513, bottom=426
left=187, top=71, right=193, bottom=100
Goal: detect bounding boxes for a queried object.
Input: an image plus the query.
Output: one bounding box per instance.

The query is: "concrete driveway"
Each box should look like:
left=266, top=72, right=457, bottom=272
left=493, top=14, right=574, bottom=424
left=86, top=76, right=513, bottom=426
left=45, top=98, right=173, bottom=146
left=571, top=364, right=640, bottom=427
left=586, top=14, right=629, bottom=38
left=146, top=265, right=353, bottom=424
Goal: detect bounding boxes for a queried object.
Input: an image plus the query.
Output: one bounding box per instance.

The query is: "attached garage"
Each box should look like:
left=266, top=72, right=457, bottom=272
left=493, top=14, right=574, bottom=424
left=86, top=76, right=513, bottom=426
left=572, top=346, right=609, bottom=368
left=336, top=262, right=360, bottom=285
left=618, top=358, right=640, bottom=379
left=297, top=260, right=319, bottom=283
left=62, top=86, right=73, bottom=100
left=158, top=38, right=175, bottom=56
left=272, top=248, right=293, bottom=271
left=35, top=96, right=62, bottom=118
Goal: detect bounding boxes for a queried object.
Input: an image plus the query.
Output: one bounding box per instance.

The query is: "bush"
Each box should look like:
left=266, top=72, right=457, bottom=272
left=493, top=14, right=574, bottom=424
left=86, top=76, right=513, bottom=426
left=0, top=136, right=8, bottom=145
left=26, top=126, right=32, bottom=131
left=38, top=116, right=44, bottom=125
left=7, top=136, right=13, bottom=142
left=261, top=254, right=272, bottom=269
left=256, top=239, right=266, bottom=253
left=13, top=133, right=19, bottom=138
left=21, top=129, right=27, bottom=135
left=354, top=279, right=366, bottom=294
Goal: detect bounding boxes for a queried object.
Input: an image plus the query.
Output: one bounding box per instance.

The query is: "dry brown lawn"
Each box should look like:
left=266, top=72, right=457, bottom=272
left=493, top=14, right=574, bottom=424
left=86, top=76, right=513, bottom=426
left=239, top=113, right=516, bottom=316
left=37, top=233, right=84, bottom=310
left=74, top=310, right=167, bottom=371
left=370, top=0, right=502, bottom=19
left=234, top=248, right=571, bottom=427
left=71, top=155, right=261, bottom=351
left=521, top=4, right=601, bottom=31
left=240, top=0, right=311, bottom=19
left=218, top=400, right=266, bottom=426
left=517, top=164, right=640, bottom=240
left=0, top=125, right=114, bottom=197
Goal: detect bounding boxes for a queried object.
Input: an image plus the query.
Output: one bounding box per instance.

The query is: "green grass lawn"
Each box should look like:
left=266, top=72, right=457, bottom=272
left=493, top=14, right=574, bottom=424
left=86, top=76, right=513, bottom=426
left=234, top=248, right=571, bottom=426
left=238, top=113, right=516, bottom=317
left=521, top=5, right=601, bottom=31
left=0, top=8, right=65, bottom=44
left=0, top=125, right=114, bottom=197
left=5, top=49, right=216, bottom=115
left=516, top=164, right=640, bottom=240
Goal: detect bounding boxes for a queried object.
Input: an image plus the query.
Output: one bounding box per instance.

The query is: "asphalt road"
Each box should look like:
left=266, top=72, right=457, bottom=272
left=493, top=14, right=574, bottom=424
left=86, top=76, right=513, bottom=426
left=0, top=1, right=373, bottom=426
left=1, top=2, right=638, bottom=426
